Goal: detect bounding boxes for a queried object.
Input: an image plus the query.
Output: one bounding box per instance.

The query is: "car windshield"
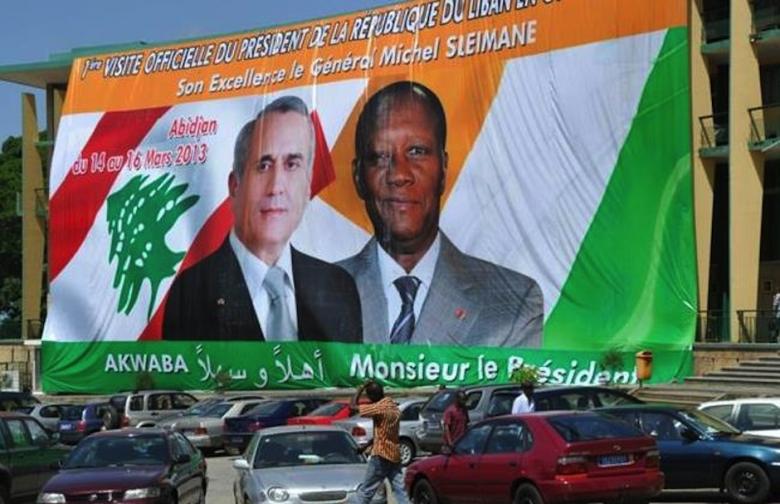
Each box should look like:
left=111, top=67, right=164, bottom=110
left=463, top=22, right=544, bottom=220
left=424, top=391, right=457, bottom=413
left=202, top=402, right=233, bottom=418
left=308, top=402, right=346, bottom=417
left=65, top=435, right=169, bottom=468
left=183, top=400, right=219, bottom=416
left=679, top=409, right=740, bottom=435
left=550, top=414, right=645, bottom=442
left=247, top=401, right=286, bottom=416
left=62, top=405, right=86, bottom=420
left=253, top=431, right=362, bottom=469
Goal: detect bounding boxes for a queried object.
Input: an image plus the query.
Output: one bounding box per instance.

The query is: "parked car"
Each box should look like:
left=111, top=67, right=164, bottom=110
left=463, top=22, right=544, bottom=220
left=0, top=411, right=70, bottom=503
left=121, top=390, right=199, bottom=427
left=159, top=398, right=266, bottom=454
left=16, top=403, right=69, bottom=433
left=599, top=403, right=780, bottom=504
left=37, top=428, right=207, bottom=504
left=416, top=384, right=643, bottom=453
left=0, top=391, right=39, bottom=412
left=333, top=396, right=427, bottom=466
left=57, top=402, right=116, bottom=445
left=699, top=398, right=780, bottom=438
left=223, top=398, right=328, bottom=454
left=406, top=411, right=663, bottom=504
left=287, top=400, right=353, bottom=426
left=232, top=425, right=371, bottom=504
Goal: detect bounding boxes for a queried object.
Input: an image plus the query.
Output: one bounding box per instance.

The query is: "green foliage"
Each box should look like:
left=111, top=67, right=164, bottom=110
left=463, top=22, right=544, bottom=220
left=509, top=364, right=541, bottom=385
left=0, top=136, right=22, bottom=323
left=106, top=174, right=199, bottom=319
left=214, top=370, right=231, bottom=393
left=134, top=371, right=156, bottom=391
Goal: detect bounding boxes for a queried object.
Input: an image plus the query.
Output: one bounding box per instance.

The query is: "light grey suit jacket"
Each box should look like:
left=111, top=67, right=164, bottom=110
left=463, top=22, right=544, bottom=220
left=337, top=233, right=543, bottom=347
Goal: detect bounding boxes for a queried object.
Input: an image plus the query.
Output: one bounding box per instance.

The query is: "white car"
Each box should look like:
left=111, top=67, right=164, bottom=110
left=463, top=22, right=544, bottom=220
left=698, top=398, right=780, bottom=437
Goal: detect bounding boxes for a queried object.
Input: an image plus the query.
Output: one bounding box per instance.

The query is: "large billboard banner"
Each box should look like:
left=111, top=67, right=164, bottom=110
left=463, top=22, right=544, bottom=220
left=42, top=0, right=693, bottom=392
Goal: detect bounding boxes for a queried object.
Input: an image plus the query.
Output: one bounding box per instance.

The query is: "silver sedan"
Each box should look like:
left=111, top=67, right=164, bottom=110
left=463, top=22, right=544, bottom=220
left=233, top=425, right=372, bottom=504
left=332, top=396, right=426, bottom=466
left=159, top=398, right=266, bottom=453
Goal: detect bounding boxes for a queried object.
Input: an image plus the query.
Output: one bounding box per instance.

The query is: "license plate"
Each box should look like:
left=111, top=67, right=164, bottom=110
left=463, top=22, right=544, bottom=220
left=228, top=436, right=244, bottom=444
left=60, top=424, right=73, bottom=431
left=598, top=454, right=631, bottom=466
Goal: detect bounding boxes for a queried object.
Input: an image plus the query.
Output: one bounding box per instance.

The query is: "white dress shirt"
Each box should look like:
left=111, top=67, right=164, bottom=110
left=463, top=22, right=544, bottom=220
left=511, top=393, right=535, bottom=414
left=229, top=231, right=298, bottom=340
left=376, top=233, right=441, bottom=341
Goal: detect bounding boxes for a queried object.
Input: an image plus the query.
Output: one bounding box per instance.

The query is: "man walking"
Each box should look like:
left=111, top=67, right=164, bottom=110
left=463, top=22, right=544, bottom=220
left=443, top=390, right=469, bottom=449
left=352, top=380, right=410, bottom=504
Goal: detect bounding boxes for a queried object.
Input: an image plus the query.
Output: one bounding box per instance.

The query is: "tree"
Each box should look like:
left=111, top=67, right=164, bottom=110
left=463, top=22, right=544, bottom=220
left=0, top=136, right=22, bottom=328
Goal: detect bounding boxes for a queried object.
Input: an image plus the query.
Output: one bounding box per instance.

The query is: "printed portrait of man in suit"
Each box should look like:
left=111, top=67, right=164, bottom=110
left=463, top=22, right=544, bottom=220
left=338, top=81, right=543, bottom=347
left=163, top=95, right=362, bottom=342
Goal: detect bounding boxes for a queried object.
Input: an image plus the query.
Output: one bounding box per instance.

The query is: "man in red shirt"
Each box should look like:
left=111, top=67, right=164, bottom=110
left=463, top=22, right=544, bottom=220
left=443, top=390, right=470, bottom=448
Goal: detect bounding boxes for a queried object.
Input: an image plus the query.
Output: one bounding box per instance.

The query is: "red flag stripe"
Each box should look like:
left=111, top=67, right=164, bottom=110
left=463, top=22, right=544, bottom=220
left=310, top=110, right=336, bottom=197
left=49, top=106, right=171, bottom=281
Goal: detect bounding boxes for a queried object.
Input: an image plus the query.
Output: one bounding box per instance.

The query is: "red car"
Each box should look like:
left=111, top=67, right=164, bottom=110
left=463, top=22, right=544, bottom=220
left=405, top=411, right=663, bottom=504
left=287, top=400, right=352, bottom=426
left=37, top=428, right=207, bottom=504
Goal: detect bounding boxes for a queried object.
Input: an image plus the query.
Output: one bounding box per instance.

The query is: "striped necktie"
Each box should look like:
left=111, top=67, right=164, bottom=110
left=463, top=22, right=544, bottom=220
left=390, top=276, right=421, bottom=344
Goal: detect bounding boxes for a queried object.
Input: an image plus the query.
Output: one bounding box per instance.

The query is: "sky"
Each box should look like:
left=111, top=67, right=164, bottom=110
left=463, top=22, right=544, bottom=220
left=0, top=0, right=395, bottom=143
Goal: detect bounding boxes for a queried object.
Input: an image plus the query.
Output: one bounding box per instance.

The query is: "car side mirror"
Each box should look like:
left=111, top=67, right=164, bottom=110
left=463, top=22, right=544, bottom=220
left=175, top=453, right=191, bottom=464
left=233, top=458, right=251, bottom=470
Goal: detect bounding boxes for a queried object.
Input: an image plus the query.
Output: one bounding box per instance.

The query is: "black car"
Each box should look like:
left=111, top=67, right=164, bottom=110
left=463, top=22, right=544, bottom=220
left=416, top=384, right=643, bottom=453
left=0, top=411, right=70, bottom=502
left=599, top=403, right=780, bottom=504
left=223, top=398, right=328, bottom=454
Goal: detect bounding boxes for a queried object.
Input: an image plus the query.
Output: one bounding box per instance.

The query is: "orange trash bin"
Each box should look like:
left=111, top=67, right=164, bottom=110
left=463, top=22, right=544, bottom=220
left=635, top=350, right=653, bottom=381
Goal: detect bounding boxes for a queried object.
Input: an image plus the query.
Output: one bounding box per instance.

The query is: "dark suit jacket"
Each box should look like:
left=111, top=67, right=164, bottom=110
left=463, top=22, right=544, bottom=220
left=163, top=238, right=362, bottom=342
left=337, top=233, right=543, bottom=347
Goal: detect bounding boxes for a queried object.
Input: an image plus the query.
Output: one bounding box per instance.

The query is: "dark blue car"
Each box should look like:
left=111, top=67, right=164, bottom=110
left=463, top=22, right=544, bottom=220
left=223, top=398, right=327, bottom=454
left=599, top=404, right=780, bottom=504
left=58, top=402, right=115, bottom=445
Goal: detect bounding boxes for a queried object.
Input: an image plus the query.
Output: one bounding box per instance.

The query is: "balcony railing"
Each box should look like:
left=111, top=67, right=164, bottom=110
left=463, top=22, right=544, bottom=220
left=696, top=310, right=730, bottom=342
left=702, top=6, right=730, bottom=44
left=748, top=103, right=780, bottom=148
left=699, top=113, right=729, bottom=148
left=752, top=0, right=780, bottom=36
left=736, top=310, right=778, bottom=343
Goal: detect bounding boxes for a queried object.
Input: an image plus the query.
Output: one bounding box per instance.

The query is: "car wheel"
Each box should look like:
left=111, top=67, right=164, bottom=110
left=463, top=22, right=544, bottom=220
left=514, top=483, right=544, bottom=504
left=724, top=461, right=770, bottom=504
left=400, top=438, right=416, bottom=466
left=412, top=479, right=438, bottom=504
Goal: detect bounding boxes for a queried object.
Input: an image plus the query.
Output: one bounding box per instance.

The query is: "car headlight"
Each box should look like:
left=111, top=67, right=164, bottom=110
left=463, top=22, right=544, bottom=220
left=266, top=486, right=289, bottom=501
left=123, top=487, right=162, bottom=499
left=37, top=494, right=66, bottom=504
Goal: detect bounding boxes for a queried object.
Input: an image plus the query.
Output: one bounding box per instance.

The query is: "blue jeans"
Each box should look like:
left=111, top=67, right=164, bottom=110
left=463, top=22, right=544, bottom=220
left=356, top=456, right=409, bottom=504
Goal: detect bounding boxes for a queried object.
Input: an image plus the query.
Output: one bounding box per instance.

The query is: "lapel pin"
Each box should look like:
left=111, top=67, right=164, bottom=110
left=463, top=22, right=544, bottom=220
left=455, top=308, right=466, bottom=320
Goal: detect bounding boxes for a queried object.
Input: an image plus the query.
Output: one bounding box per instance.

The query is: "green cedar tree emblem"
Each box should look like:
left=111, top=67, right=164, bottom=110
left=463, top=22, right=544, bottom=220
left=106, top=173, right=199, bottom=319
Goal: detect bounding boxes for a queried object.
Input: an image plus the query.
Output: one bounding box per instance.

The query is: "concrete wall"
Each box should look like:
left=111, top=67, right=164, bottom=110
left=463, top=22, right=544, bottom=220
left=692, top=343, right=779, bottom=375
left=0, top=342, right=35, bottom=391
